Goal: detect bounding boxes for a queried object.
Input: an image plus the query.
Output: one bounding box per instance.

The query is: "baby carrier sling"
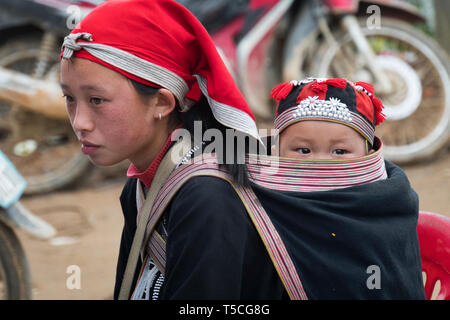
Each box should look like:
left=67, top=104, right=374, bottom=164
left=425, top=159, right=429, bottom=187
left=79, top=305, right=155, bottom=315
left=119, top=137, right=424, bottom=300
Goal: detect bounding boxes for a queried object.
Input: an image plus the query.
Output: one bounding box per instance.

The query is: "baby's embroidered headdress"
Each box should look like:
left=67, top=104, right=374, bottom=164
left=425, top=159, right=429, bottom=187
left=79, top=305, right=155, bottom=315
left=271, top=78, right=386, bottom=145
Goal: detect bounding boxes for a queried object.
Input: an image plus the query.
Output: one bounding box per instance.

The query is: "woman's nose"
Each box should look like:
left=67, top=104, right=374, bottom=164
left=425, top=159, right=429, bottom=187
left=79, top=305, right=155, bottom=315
left=71, top=104, right=95, bottom=133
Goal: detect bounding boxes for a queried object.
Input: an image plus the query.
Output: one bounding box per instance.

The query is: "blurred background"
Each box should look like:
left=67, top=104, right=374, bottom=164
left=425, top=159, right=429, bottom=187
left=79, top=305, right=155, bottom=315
left=0, top=0, right=448, bottom=300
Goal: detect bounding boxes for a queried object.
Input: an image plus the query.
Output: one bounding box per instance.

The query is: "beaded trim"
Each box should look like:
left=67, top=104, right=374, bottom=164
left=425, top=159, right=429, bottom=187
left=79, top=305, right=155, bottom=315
left=289, top=77, right=328, bottom=86
left=294, top=96, right=353, bottom=123
left=274, top=101, right=375, bottom=144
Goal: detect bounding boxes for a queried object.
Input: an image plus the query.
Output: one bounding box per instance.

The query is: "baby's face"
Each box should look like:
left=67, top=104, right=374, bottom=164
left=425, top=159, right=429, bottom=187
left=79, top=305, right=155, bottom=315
left=276, top=120, right=371, bottom=160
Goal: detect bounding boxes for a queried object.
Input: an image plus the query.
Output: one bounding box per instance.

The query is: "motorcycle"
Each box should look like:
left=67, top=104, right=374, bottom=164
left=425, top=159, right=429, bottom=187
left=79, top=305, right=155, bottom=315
left=186, top=0, right=450, bottom=163
left=0, top=149, right=56, bottom=299
left=0, top=0, right=448, bottom=195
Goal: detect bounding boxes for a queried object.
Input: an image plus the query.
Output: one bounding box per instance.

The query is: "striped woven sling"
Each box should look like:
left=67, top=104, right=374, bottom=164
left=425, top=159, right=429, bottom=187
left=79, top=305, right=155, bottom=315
left=124, top=138, right=387, bottom=300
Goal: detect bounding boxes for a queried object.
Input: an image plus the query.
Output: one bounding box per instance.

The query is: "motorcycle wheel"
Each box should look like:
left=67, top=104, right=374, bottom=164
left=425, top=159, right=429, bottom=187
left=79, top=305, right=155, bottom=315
left=309, top=18, right=450, bottom=164
left=0, top=34, right=91, bottom=194
left=0, top=219, right=32, bottom=300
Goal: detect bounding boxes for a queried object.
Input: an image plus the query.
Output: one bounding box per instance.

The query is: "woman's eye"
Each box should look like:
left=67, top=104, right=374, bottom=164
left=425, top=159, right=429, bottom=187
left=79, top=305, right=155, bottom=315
left=296, top=148, right=311, bottom=154
left=63, top=94, right=74, bottom=103
left=90, top=97, right=104, bottom=105
left=332, top=149, right=347, bottom=155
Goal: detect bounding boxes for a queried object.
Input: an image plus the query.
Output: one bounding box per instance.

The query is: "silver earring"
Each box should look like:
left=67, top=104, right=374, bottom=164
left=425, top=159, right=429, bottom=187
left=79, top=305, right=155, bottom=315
left=158, top=113, right=162, bottom=120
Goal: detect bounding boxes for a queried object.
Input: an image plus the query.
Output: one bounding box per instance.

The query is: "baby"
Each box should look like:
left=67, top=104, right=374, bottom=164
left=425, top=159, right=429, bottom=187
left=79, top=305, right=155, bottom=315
left=270, top=78, right=384, bottom=159
left=263, top=77, right=426, bottom=299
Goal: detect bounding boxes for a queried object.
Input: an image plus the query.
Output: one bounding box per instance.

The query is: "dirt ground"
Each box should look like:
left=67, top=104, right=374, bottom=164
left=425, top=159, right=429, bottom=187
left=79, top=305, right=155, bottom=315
left=15, top=144, right=450, bottom=300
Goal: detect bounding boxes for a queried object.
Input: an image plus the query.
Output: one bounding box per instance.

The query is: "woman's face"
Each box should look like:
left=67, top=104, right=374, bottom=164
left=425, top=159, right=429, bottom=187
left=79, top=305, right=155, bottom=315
left=60, top=57, right=163, bottom=169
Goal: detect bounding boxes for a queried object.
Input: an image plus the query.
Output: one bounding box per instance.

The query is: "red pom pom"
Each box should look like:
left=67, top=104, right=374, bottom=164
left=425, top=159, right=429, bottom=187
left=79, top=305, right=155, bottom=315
left=371, top=96, right=386, bottom=126
left=354, top=81, right=374, bottom=95
left=311, top=82, right=327, bottom=94
left=324, top=78, right=347, bottom=89
left=270, top=82, right=294, bottom=101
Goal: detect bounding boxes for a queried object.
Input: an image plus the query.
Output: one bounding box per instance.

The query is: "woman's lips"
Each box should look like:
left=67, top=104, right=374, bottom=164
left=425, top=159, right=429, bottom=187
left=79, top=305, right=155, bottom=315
left=80, top=140, right=100, bottom=155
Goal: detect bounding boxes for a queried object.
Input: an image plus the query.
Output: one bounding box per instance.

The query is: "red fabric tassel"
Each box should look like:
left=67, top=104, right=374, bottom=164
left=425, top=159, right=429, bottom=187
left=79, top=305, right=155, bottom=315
left=355, top=81, right=386, bottom=125
left=311, top=82, right=327, bottom=94
left=324, top=78, right=347, bottom=89
left=270, top=82, right=294, bottom=101
left=371, top=96, right=386, bottom=125
left=354, top=81, right=375, bottom=95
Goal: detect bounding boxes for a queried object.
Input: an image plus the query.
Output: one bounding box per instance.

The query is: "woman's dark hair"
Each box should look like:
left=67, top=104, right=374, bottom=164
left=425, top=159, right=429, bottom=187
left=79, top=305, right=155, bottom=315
left=129, top=79, right=259, bottom=187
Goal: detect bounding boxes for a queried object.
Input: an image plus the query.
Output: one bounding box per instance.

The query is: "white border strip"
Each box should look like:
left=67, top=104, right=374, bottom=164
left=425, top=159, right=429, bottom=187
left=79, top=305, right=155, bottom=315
left=194, top=75, right=261, bottom=142
left=63, top=35, right=189, bottom=107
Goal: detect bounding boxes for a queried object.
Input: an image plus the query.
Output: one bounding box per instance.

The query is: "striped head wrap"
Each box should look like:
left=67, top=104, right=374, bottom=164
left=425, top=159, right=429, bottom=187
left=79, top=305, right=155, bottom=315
left=271, top=78, right=386, bottom=145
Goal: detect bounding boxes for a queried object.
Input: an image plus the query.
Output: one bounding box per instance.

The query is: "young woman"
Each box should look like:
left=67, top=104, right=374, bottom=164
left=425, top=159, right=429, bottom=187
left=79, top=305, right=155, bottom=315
left=60, top=0, right=287, bottom=300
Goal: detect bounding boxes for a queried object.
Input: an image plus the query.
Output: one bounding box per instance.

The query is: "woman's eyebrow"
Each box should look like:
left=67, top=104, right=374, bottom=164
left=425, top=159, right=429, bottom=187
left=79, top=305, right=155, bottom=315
left=60, top=83, right=108, bottom=93
left=80, top=84, right=107, bottom=92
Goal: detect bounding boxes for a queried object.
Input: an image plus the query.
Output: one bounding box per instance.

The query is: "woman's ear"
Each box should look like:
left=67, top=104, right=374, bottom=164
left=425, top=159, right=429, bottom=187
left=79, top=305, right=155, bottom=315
left=153, top=88, right=177, bottom=120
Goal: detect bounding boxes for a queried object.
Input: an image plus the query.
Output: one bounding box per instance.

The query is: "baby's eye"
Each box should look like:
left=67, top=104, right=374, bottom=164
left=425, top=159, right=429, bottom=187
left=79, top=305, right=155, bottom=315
left=332, top=149, right=347, bottom=155
left=296, top=148, right=311, bottom=154
left=90, top=97, right=104, bottom=105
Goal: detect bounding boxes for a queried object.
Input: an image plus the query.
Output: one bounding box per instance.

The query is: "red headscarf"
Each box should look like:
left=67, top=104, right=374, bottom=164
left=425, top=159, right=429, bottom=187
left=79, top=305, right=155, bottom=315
left=61, top=0, right=259, bottom=140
